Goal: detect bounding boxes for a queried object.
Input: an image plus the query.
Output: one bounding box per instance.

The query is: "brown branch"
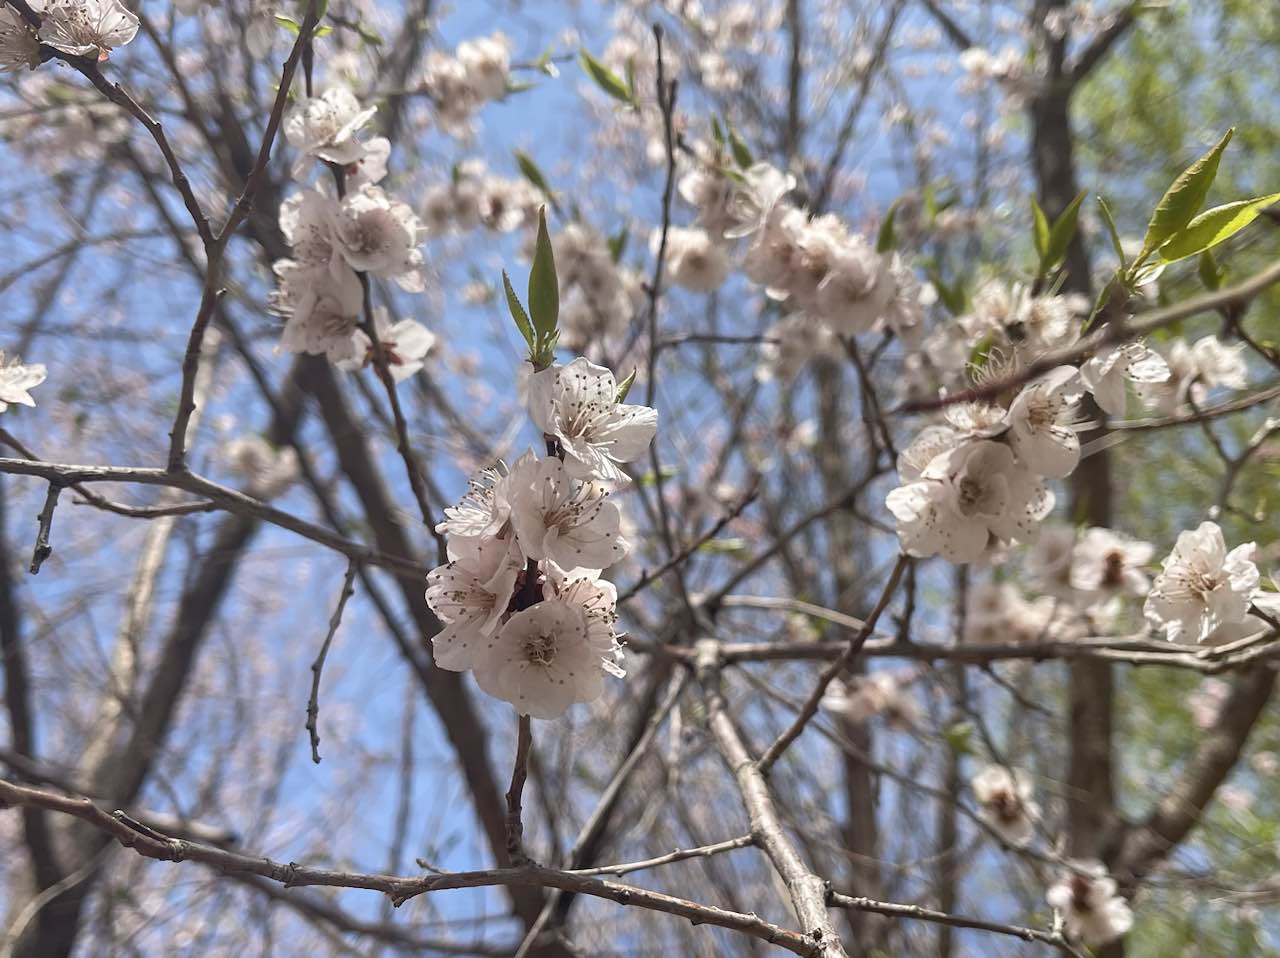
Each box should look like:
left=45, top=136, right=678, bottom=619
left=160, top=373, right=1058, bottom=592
left=1068, top=8, right=1138, bottom=85
left=306, top=560, right=359, bottom=764
left=27, top=481, right=62, bottom=574
left=897, top=258, right=1280, bottom=414
left=505, top=713, right=534, bottom=866
left=694, top=640, right=848, bottom=957
left=829, top=892, right=1087, bottom=957
left=0, top=458, right=428, bottom=579
left=0, top=777, right=822, bottom=956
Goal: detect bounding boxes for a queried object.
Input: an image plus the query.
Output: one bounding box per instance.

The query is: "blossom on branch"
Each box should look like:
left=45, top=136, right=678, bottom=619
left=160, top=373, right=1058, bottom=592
left=0, top=352, right=47, bottom=411
left=1144, top=521, right=1260, bottom=643
left=38, top=0, right=139, bottom=61
left=1046, top=861, right=1134, bottom=947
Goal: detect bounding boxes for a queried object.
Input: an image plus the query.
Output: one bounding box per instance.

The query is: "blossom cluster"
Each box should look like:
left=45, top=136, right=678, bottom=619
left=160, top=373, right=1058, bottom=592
left=270, top=87, right=433, bottom=378
left=673, top=156, right=932, bottom=377
left=419, top=32, right=512, bottom=138
left=426, top=358, right=657, bottom=719
left=420, top=159, right=542, bottom=236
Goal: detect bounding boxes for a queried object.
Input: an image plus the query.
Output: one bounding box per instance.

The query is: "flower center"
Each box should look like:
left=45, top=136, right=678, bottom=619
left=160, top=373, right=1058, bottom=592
left=523, top=630, right=557, bottom=667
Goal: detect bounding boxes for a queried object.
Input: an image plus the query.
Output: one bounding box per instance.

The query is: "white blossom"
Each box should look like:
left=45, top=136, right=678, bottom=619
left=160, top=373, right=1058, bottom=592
left=657, top=226, right=730, bottom=292
left=426, top=535, right=523, bottom=672
left=507, top=453, right=630, bottom=571
left=223, top=435, right=298, bottom=500
left=821, top=672, right=918, bottom=728
left=329, top=184, right=427, bottom=291
left=887, top=439, right=1053, bottom=563
left=0, top=352, right=46, bottom=411
left=1144, top=521, right=1259, bottom=643
left=1070, top=527, right=1154, bottom=597
left=473, top=597, right=616, bottom=719
left=1046, top=862, right=1134, bottom=947
left=0, top=6, right=40, bottom=72
left=1006, top=366, right=1083, bottom=479
left=814, top=234, right=893, bottom=335
left=972, top=765, right=1039, bottom=847
left=337, top=307, right=435, bottom=382
left=275, top=264, right=365, bottom=364
left=284, top=87, right=377, bottom=175
left=38, top=0, right=139, bottom=61
left=456, top=32, right=511, bottom=101
left=528, top=358, right=657, bottom=482
left=436, top=465, right=512, bottom=545
left=1080, top=342, right=1170, bottom=416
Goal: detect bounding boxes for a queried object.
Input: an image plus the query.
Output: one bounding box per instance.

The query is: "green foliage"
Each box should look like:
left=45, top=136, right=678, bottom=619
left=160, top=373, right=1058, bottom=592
left=502, top=207, right=561, bottom=369
left=578, top=49, right=637, bottom=107
left=876, top=200, right=900, bottom=253
left=514, top=150, right=557, bottom=208
left=1139, top=128, right=1234, bottom=260
left=1158, top=192, right=1280, bottom=262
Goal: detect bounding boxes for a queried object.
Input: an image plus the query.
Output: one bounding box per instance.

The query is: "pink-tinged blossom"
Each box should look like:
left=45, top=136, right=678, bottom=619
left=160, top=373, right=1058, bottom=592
left=1144, top=522, right=1259, bottom=643
left=329, top=184, right=427, bottom=291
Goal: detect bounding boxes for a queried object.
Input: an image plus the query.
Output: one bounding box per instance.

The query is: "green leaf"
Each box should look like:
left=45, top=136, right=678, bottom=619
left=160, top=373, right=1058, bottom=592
left=927, top=268, right=966, bottom=316
left=313, top=0, right=329, bottom=18
left=615, top=368, right=637, bottom=402
left=579, top=50, right=635, bottom=106
left=1140, top=128, right=1234, bottom=257
left=514, top=150, right=555, bottom=204
left=1097, top=195, right=1127, bottom=269
left=710, top=116, right=724, bottom=148
left=876, top=200, right=899, bottom=254
left=504, top=80, right=535, bottom=96
left=312, top=24, right=332, bottom=37
left=528, top=207, right=560, bottom=344
left=1198, top=249, right=1223, bottom=291
left=1030, top=197, right=1050, bottom=259
left=944, top=722, right=974, bottom=756
left=607, top=227, right=628, bottom=264
left=274, top=13, right=300, bottom=33
left=1157, top=191, right=1280, bottom=263
left=1042, top=189, right=1087, bottom=274
left=502, top=270, right=534, bottom=350
left=728, top=126, right=753, bottom=169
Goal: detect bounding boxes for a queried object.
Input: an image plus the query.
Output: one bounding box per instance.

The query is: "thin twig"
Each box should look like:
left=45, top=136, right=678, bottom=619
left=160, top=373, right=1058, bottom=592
left=28, top=482, right=62, bottom=575
left=756, top=554, right=909, bottom=772
left=306, top=560, right=359, bottom=764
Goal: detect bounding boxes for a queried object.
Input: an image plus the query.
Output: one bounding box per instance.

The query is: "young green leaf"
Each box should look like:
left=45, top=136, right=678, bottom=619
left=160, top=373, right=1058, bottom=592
left=312, top=24, right=332, bottom=37
left=514, top=150, right=555, bottom=204
left=1198, top=249, right=1223, bottom=291
left=1042, top=189, right=1087, bottom=273
left=1140, top=128, right=1234, bottom=256
left=710, top=116, right=725, bottom=148
left=876, top=200, right=900, bottom=254
left=502, top=270, right=535, bottom=351
left=1030, top=197, right=1051, bottom=260
left=579, top=50, right=635, bottom=106
left=528, top=207, right=560, bottom=342
left=1157, top=191, right=1280, bottom=263
left=607, top=227, right=628, bottom=264
left=274, top=13, right=300, bottom=33
left=728, top=126, right=753, bottom=169
left=1096, top=195, right=1127, bottom=269
left=615, top=368, right=637, bottom=402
